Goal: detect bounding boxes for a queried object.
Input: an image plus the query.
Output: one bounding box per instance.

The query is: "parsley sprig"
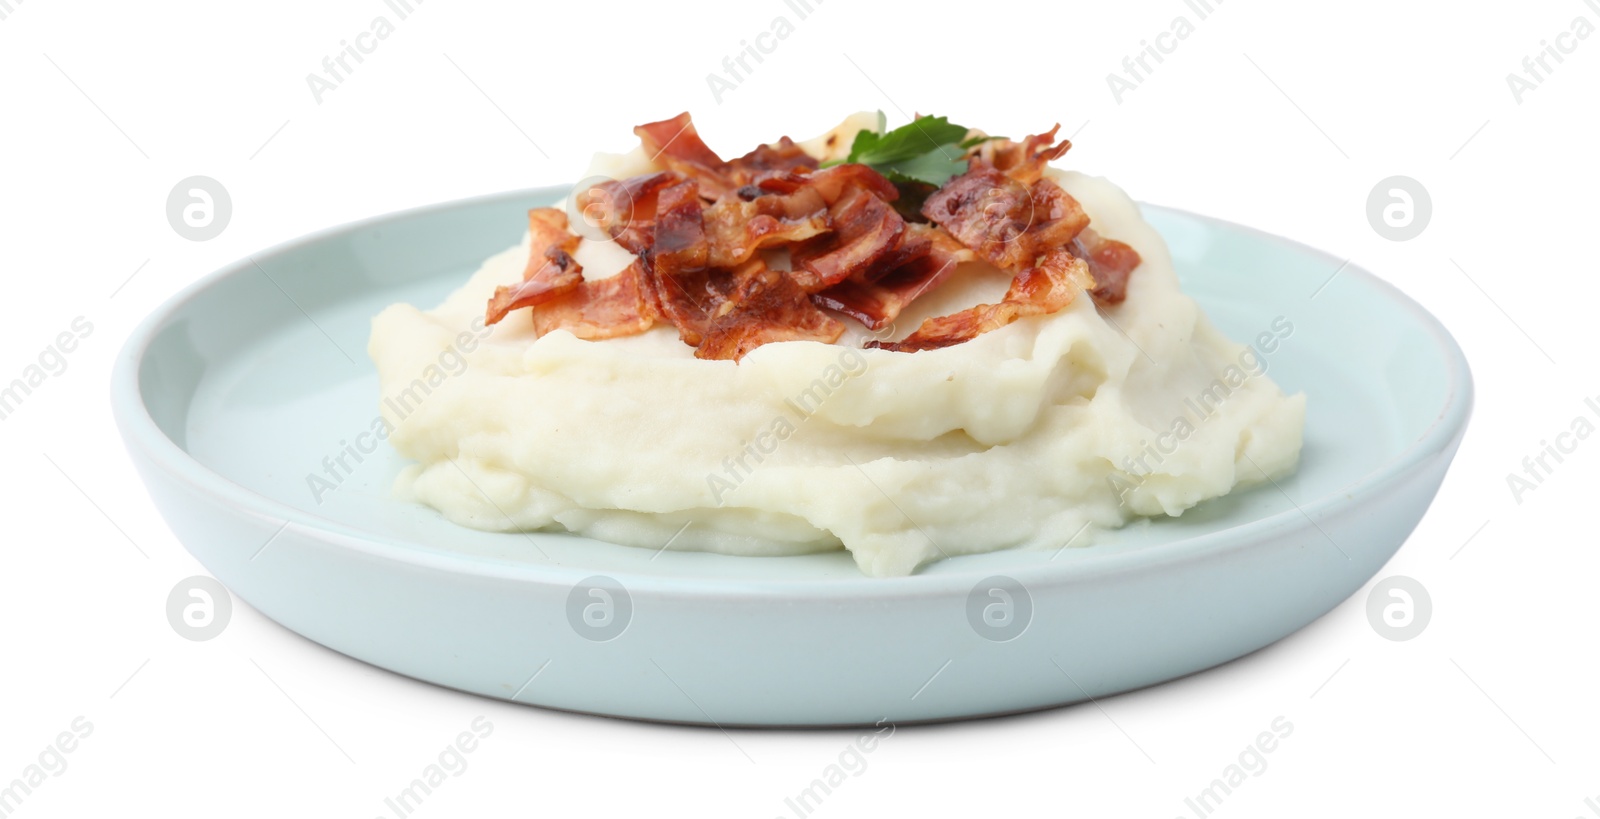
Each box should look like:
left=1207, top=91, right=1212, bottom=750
left=822, top=112, right=1002, bottom=188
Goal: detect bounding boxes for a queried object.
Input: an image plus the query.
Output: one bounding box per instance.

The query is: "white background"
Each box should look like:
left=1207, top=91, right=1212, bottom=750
left=2, top=0, right=1598, bottom=816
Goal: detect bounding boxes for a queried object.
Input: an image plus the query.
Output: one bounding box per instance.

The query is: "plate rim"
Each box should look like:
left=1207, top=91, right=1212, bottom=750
left=110, top=187, right=1474, bottom=599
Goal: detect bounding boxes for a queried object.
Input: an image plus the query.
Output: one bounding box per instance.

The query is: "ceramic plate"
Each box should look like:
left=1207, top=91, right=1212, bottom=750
left=112, top=188, right=1472, bottom=726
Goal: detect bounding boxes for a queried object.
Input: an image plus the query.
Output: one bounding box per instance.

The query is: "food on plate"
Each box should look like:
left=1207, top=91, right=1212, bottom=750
left=368, top=112, right=1306, bottom=576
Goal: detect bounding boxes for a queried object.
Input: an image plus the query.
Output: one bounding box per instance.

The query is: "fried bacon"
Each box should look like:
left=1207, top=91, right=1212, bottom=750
left=730, top=137, right=818, bottom=181
left=972, top=125, right=1072, bottom=185
left=634, top=113, right=817, bottom=201
left=486, top=115, right=1139, bottom=359
left=697, top=259, right=844, bottom=361
left=574, top=172, right=681, bottom=254
left=869, top=249, right=1094, bottom=353
left=532, top=261, right=658, bottom=340
left=485, top=209, right=585, bottom=325
left=645, top=180, right=725, bottom=346
left=703, top=186, right=829, bottom=268
left=921, top=163, right=1090, bottom=272
left=790, top=186, right=907, bottom=292
left=756, top=162, right=900, bottom=205
left=921, top=164, right=1040, bottom=271
left=813, top=225, right=975, bottom=331
left=1073, top=228, right=1141, bottom=306
left=634, top=114, right=729, bottom=198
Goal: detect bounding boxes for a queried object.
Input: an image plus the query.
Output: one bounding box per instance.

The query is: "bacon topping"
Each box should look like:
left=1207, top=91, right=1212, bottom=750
left=573, top=172, right=681, bottom=254
left=532, top=261, right=658, bottom=340
left=646, top=180, right=723, bottom=346
left=634, top=113, right=818, bottom=201
left=703, top=186, right=829, bottom=269
left=921, top=162, right=1090, bottom=272
left=791, top=186, right=907, bottom=292
left=869, top=250, right=1093, bottom=352
left=1074, top=228, right=1141, bottom=306
left=973, top=124, right=1072, bottom=185
left=485, top=209, right=585, bottom=325
left=486, top=115, right=1140, bottom=360
left=696, top=259, right=845, bottom=360
left=812, top=225, right=975, bottom=331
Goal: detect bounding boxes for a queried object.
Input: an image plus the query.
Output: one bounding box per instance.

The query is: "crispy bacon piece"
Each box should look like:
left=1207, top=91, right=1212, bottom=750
left=574, top=171, right=681, bottom=254
left=635, top=114, right=730, bottom=198
left=702, top=163, right=899, bottom=270
left=532, top=260, right=658, bottom=340
left=485, top=209, right=584, bottom=326
left=972, top=125, right=1072, bottom=185
left=1074, top=228, right=1142, bottom=306
left=697, top=259, right=845, bottom=361
left=922, top=163, right=1090, bottom=273
left=756, top=163, right=899, bottom=204
left=635, top=113, right=817, bottom=201
left=703, top=187, right=829, bottom=268
left=729, top=137, right=817, bottom=181
left=1026, top=179, right=1093, bottom=258
left=869, top=249, right=1093, bottom=353
left=645, top=180, right=722, bottom=345
left=653, top=181, right=710, bottom=271
left=488, top=118, right=1120, bottom=359
left=813, top=225, right=975, bottom=330
left=790, top=186, right=907, bottom=292
left=921, top=164, right=1037, bottom=271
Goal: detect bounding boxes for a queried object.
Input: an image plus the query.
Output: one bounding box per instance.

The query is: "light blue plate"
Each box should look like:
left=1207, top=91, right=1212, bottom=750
left=112, top=188, right=1472, bottom=726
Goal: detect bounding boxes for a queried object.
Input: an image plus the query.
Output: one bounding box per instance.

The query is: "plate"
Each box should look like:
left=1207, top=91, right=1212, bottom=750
left=111, top=187, right=1472, bottom=726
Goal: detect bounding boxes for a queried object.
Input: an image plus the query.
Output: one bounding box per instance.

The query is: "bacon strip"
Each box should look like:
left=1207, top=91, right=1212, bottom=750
left=703, top=186, right=829, bottom=268
left=756, top=163, right=899, bottom=204
left=1025, top=180, right=1092, bottom=259
left=1073, top=228, right=1141, bottom=306
left=921, top=163, right=1091, bottom=273
left=697, top=259, right=844, bottom=361
left=813, top=225, right=974, bottom=330
left=972, top=125, right=1072, bottom=185
left=485, top=209, right=584, bottom=325
left=487, top=117, right=1132, bottom=358
left=532, top=261, right=658, bottom=340
left=635, top=113, right=818, bottom=201
left=921, top=164, right=1038, bottom=271
left=729, top=137, right=817, bottom=181
left=574, top=172, right=681, bottom=254
left=790, top=186, right=907, bottom=293
left=635, top=114, right=731, bottom=198
left=646, top=180, right=722, bottom=345
left=869, top=249, right=1092, bottom=353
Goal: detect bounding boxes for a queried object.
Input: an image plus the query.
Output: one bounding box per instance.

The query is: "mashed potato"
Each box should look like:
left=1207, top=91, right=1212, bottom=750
left=368, top=119, right=1306, bottom=577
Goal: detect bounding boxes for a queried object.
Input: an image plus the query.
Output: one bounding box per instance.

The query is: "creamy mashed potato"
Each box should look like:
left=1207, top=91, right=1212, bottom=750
left=368, top=118, right=1306, bottom=577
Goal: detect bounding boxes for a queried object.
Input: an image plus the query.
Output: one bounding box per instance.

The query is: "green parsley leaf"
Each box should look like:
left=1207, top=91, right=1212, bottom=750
left=823, top=113, right=980, bottom=187
left=871, top=145, right=968, bottom=187
left=958, top=134, right=1006, bottom=150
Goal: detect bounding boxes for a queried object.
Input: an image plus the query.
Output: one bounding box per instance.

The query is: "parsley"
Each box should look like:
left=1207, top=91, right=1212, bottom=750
left=823, top=113, right=994, bottom=187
